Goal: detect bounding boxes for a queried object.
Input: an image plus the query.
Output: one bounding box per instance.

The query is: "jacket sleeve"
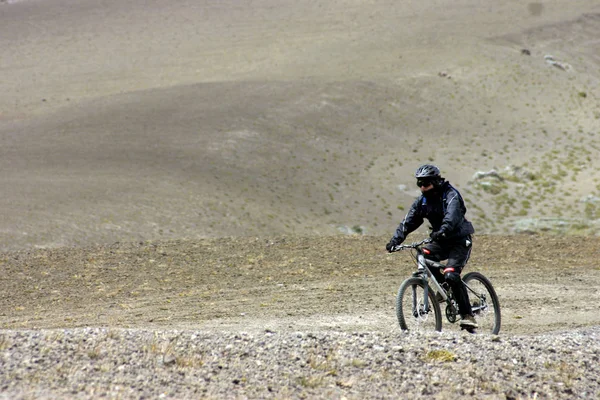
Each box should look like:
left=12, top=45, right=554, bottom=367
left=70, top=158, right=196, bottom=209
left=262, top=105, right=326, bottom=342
left=393, top=197, right=424, bottom=242
left=439, top=188, right=464, bottom=234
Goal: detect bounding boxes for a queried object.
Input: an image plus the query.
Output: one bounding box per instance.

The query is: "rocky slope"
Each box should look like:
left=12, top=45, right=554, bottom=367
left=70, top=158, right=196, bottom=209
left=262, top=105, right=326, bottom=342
left=0, top=327, right=598, bottom=399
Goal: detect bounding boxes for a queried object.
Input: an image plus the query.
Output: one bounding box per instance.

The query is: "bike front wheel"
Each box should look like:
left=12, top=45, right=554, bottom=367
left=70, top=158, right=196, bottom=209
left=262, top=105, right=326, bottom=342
left=463, top=272, right=501, bottom=334
left=396, top=277, right=442, bottom=332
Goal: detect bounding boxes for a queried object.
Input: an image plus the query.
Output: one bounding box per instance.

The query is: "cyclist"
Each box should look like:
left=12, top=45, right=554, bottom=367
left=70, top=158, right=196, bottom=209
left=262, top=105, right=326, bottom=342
left=386, top=164, right=478, bottom=329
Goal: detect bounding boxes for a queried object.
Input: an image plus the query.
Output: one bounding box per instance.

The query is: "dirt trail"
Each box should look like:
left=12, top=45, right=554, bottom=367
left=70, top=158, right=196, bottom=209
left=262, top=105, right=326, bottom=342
left=1, top=235, right=599, bottom=335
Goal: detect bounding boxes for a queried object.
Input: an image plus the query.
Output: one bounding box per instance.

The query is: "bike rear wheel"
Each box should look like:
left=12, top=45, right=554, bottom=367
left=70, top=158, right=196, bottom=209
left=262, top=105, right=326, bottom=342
left=463, top=272, right=501, bottom=334
left=396, top=277, right=442, bottom=332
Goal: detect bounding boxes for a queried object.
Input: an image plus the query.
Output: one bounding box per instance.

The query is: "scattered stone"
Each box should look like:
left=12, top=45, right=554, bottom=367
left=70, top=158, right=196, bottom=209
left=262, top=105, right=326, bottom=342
left=503, top=164, right=536, bottom=181
left=544, top=55, right=572, bottom=71
left=471, top=169, right=504, bottom=182
left=0, top=327, right=597, bottom=398
left=580, top=195, right=600, bottom=203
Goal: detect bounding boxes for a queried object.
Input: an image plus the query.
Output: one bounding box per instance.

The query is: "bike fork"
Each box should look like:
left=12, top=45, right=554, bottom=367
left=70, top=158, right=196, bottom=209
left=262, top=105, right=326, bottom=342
left=411, top=284, right=425, bottom=317
left=415, top=274, right=436, bottom=314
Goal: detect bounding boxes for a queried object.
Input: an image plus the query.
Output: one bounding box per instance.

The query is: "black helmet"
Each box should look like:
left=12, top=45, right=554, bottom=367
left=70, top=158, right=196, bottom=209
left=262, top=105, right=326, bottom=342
left=414, top=164, right=441, bottom=179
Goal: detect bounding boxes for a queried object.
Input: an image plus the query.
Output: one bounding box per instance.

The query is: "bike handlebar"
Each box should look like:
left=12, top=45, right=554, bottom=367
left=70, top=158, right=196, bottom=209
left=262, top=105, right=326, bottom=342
left=390, top=238, right=432, bottom=252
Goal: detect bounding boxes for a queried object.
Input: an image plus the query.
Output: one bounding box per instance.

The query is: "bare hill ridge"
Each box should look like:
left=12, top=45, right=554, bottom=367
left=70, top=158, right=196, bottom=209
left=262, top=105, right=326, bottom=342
left=1, top=0, right=600, bottom=250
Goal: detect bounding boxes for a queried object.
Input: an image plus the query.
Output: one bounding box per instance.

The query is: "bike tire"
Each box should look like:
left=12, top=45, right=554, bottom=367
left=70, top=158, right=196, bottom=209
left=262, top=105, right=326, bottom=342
left=396, top=276, right=442, bottom=332
left=463, top=271, right=501, bottom=334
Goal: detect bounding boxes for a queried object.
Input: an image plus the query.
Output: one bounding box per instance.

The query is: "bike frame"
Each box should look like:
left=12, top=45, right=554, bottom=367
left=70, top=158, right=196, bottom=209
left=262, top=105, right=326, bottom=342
left=395, top=239, right=457, bottom=314
left=415, top=250, right=447, bottom=307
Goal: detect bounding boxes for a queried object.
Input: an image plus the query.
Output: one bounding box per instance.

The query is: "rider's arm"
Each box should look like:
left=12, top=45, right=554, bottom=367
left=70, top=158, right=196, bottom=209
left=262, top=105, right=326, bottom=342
left=393, top=197, right=424, bottom=242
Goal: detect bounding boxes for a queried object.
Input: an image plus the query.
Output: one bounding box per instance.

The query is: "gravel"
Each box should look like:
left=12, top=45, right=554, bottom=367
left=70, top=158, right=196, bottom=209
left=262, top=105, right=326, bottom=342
left=0, top=326, right=598, bottom=399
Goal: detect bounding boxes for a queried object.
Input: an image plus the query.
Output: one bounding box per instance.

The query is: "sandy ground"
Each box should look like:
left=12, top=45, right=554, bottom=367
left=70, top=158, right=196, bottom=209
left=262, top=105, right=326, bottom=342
left=2, top=235, right=599, bottom=335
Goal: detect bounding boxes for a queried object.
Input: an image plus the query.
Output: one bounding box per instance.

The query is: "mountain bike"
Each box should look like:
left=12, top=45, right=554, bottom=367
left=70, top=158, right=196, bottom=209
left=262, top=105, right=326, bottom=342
left=390, top=238, right=501, bottom=334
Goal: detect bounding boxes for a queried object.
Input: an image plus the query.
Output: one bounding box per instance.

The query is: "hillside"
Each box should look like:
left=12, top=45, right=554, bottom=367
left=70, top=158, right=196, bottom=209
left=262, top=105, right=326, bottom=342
left=1, top=0, right=600, bottom=250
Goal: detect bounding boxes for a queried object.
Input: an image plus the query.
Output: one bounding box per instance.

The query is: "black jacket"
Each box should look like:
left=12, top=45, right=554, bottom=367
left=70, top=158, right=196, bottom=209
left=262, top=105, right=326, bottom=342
left=393, top=181, right=474, bottom=243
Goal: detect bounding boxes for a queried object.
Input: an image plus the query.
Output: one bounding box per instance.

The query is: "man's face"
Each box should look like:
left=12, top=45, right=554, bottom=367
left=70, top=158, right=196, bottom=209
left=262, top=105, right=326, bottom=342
left=416, top=178, right=434, bottom=193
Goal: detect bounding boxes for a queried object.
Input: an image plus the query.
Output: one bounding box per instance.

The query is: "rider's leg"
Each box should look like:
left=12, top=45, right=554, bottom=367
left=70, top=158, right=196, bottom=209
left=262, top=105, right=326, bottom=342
left=446, top=236, right=474, bottom=321
left=423, top=242, right=449, bottom=303
left=422, top=241, right=448, bottom=283
left=444, top=268, right=472, bottom=315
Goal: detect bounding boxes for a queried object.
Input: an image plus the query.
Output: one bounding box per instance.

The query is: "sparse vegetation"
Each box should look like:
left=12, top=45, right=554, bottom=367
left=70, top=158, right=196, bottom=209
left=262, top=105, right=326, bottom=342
left=424, top=349, right=456, bottom=363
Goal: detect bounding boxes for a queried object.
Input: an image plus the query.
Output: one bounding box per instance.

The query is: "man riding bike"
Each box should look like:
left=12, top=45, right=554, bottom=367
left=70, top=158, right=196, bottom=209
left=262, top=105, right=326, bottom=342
left=386, top=164, right=478, bottom=329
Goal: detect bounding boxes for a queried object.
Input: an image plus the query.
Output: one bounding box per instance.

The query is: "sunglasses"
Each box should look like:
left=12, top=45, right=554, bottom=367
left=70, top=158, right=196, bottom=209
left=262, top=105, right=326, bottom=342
left=416, top=179, right=434, bottom=188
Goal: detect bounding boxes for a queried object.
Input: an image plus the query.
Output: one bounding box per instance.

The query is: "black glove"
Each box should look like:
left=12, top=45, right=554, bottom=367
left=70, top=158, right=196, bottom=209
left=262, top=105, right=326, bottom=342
left=430, top=230, right=446, bottom=242
left=386, top=237, right=401, bottom=252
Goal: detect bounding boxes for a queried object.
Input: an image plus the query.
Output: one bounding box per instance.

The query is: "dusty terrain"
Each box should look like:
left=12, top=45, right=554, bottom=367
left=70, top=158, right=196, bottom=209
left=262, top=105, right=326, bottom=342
left=1, top=235, right=600, bottom=398
left=1, top=233, right=599, bottom=334
left=2, top=235, right=599, bottom=334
